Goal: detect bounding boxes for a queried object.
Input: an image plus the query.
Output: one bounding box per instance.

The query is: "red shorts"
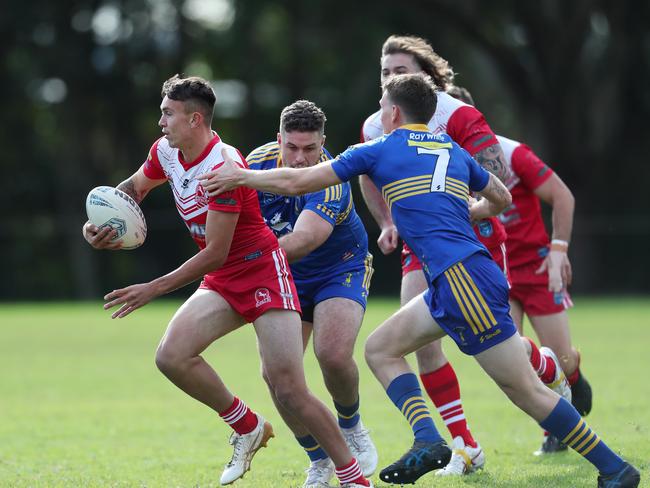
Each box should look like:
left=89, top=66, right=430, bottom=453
left=509, top=258, right=573, bottom=316
left=401, top=242, right=509, bottom=282
left=200, top=248, right=301, bottom=322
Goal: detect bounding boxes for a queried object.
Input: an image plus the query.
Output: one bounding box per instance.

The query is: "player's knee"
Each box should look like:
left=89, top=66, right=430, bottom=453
left=364, top=334, right=385, bottom=371
left=316, top=347, right=353, bottom=375
left=155, top=342, right=187, bottom=376
left=266, top=371, right=306, bottom=410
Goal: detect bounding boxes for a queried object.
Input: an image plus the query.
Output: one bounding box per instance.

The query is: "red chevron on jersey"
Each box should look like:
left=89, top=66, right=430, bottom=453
left=141, top=133, right=278, bottom=276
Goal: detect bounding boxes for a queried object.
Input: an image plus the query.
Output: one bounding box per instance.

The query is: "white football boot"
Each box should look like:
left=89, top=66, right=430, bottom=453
left=220, top=414, right=274, bottom=485
left=340, top=482, right=373, bottom=488
left=540, top=346, right=572, bottom=403
left=341, top=421, right=378, bottom=476
left=435, top=436, right=485, bottom=476
left=302, top=457, right=335, bottom=488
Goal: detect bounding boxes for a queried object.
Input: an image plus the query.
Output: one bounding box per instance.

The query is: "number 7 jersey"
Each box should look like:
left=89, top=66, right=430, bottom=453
left=332, top=124, right=490, bottom=282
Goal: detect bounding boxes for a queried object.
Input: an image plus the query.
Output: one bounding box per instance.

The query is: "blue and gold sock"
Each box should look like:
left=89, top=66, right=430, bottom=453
left=540, top=398, right=624, bottom=475
left=335, top=398, right=360, bottom=429
left=296, top=434, right=328, bottom=462
left=386, top=373, right=442, bottom=443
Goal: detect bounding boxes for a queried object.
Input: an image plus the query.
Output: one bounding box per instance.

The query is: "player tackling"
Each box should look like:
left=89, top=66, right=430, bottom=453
left=198, top=73, right=640, bottom=488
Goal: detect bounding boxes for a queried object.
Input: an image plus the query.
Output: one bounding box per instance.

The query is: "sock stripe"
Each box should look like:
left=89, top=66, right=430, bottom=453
left=304, top=444, right=322, bottom=452
left=581, top=437, right=601, bottom=456
left=221, top=400, right=247, bottom=424
left=401, top=396, right=426, bottom=414
left=336, top=459, right=362, bottom=483
left=410, top=412, right=434, bottom=427
left=575, top=431, right=596, bottom=452
left=562, top=418, right=585, bottom=444
left=338, top=411, right=358, bottom=420
left=437, top=399, right=462, bottom=412
left=443, top=414, right=466, bottom=425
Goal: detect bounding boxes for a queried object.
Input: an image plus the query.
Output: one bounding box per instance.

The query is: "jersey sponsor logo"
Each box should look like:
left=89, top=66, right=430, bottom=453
left=182, top=178, right=190, bottom=188
left=244, top=250, right=262, bottom=261
left=255, top=288, right=272, bottom=307
left=188, top=222, right=206, bottom=239
left=477, top=220, right=494, bottom=237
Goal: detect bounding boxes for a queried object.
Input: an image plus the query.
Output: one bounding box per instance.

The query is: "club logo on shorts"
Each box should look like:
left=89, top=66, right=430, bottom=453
left=255, top=288, right=272, bottom=307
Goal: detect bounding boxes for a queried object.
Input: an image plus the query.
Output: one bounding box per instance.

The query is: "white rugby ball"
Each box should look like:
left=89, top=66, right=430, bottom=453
left=86, top=186, right=147, bottom=250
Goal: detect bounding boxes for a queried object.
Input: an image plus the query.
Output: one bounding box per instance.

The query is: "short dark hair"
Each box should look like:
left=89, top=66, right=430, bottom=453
left=161, top=74, right=216, bottom=125
left=279, top=100, right=327, bottom=134
left=382, top=35, right=455, bottom=90
left=383, top=73, right=438, bottom=124
left=446, top=85, right=475, bottom=106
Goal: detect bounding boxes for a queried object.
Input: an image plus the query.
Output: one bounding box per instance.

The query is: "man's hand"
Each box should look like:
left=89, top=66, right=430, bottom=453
left=197, top=149, right=244, bottom=197
left=377, top=225, right=399, bottom=255
left=82, top=221, right=123, bottom=250
left=536, top=250, right=572, bottom=292
left=104, top=282, right=159, bottom=319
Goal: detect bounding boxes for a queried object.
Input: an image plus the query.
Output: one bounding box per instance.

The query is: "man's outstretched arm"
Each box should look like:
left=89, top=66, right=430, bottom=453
left=199, top=148, right=342, bottom=196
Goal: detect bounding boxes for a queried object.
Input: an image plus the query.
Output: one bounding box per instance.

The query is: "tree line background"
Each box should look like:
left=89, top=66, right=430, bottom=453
left=2, top=0, right=649, bottom=300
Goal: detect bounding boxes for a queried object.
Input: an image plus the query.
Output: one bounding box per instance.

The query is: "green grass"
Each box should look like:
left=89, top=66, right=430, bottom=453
left=1, top=297, right=649, bottom=487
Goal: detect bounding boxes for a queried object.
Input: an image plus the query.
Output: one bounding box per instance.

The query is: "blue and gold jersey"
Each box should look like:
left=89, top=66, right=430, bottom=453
left=332, top=124, right=490, bottom=282
left=247, top=142, right=369, bottom=279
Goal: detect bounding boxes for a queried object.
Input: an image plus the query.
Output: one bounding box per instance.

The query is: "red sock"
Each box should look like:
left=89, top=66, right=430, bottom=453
left=524, top=337, right=556, bottom=384
left=420, top=362, right=476, bottom=448
left=335, top=458, right=369, bottom=486
left=567, top=350, right=582, bottom=386
left=219, top=397, right=259, bottom=435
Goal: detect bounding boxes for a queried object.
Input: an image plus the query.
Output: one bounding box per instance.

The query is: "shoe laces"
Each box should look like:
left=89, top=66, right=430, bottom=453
left=344, top=427, right=371, bottom=452
left=225, top=432, right=244, bottom=467
left=446, top=450, right=469, bottom=472
left=304, top=458, right=334, bottom=484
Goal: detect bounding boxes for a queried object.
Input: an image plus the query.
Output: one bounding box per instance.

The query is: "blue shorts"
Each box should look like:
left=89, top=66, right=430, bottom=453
left=294, top=253, right=373, bottom=323
left=424, top=252, right=517, bottom=355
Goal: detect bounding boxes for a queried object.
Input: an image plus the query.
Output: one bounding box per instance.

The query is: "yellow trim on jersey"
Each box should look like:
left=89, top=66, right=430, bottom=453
left=315, top=204, right=336, bottom=220
left=382, top=174, right=431, bottom=193
left=399, top=124, right=431, bottom=132
left=445, top=187, right=469, bottom=201
left=407, top=140, right=453, bottom=150
left=336, top=196, right=353, bottom=224
left=324, top=184, right=343, bottom=202
left=444, top=269, right=482, bottom=335
left=445, top=178, right=468, bottom=193
left=382, top=174, right=432, bottom=209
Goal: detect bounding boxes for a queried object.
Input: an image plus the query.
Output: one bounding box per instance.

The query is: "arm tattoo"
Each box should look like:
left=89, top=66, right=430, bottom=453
left=473, top=143, right=512, bottom=183
left=117, top=177, right=147, bottom=204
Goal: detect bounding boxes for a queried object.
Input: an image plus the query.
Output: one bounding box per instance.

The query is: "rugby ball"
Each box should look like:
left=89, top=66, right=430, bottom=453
left=86, top=186, right=147, bottom=250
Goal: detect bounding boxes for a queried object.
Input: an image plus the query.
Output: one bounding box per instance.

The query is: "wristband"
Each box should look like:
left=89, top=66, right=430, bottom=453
left=550, top=239, right=569, bottom=252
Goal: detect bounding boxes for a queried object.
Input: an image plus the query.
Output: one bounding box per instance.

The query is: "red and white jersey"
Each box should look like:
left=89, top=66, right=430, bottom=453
left=361, top=91, right=507, bottom=250
left=496, top=135, right=555, bottom=269
left=141, top=133, right=279, bottom=277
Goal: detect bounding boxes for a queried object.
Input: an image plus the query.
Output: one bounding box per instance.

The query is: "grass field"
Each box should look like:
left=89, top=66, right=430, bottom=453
left=1, top=297, right=649, bottom=487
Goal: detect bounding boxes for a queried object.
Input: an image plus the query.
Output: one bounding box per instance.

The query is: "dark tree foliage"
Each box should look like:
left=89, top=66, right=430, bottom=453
left=1, top=0, right=648, bottom=299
